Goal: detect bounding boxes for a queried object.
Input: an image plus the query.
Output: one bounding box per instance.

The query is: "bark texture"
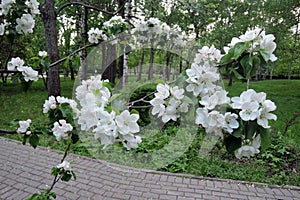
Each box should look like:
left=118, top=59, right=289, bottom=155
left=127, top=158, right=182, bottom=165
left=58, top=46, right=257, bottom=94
left=41, top=0, right=60, bottom=96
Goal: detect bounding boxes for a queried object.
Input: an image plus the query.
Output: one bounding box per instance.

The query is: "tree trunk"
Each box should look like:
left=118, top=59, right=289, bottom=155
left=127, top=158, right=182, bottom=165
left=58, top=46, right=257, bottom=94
left=102, top=43, right=116, bottom=83
left=77, top=7, right=89, bottom=81
left=165, top=51, right=170, bottom=81
left=41, top=0, right=60, bottom=96
left=118, top=55, right=124, bottom=79
left=179, top=59, right=183, bottom=74
left=228, top=72, right=233, bottom=86
left=148, top=47, right=155, bottom=80
left=137, top=50, right=144, bottom=81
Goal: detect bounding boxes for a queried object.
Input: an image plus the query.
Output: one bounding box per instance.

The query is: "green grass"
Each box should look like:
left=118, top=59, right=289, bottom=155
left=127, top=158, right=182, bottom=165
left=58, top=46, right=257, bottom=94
left=0, top=78, right=299, bottom=186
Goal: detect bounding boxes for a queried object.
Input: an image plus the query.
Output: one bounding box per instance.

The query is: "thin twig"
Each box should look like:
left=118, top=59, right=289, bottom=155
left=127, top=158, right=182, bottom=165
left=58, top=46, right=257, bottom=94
left=49, top=44, right=96, bottom=68
left=56, top=0, right=127, bottom=16
left=48, top=143, right=71, bottom=192
left=0, top=129, right=43, bottom=136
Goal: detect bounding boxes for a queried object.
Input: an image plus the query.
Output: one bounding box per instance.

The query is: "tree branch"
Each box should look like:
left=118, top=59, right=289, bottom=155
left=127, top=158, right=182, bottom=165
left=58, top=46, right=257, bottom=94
left=49, top=43, right=96, bottom=68
left=56, top=1, right=127, bottom=16
left=0, top=129, right=43, bottom=136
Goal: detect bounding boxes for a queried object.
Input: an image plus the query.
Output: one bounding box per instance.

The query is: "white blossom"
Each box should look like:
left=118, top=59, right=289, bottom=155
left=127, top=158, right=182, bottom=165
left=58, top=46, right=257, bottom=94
left=16, top=14, right=35, bottom=34
left=122, top=134, right=142, bottom=150
left=224, top=112, right=239, bottom=133
left=260, top=33, right=277, bottom=62
left=17, top=119, right=31, bottom=133
left=26, top=0, right=40, bottom=15
left=52, top=120, right=73, bottom=141
left=0, top=0, right=15, bottom=15
left=115, top=110, right=140, bottom=135
left=38, top=51, right=48, bottom=57
left=150, top=97, right=165, bottom=116
left=57, top=161, right=71, bottom=171
left=150, top=84, right=188, bottom=123
left=235, top=135, right=261, bottom=159
left=194, top=45, right=222, bottom=64
left=22, top=66, right=39, bottom=81
left=88, top=27, right=107, bottom=43
left=0, top=22, right=5, bottom=35
left=43, top=96, right=57, bottom=113
left=155, top=83, right=170, bottom=99
left=239, top=101, right=259, bottom=121
left=239, top=28, right=261, bottom=42
left=257, top=100, right=277, bottom=128
left=7, top=57, right=25, bottom=71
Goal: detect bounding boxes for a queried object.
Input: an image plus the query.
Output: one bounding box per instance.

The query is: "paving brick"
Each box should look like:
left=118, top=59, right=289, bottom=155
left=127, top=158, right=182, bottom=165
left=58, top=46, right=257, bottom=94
left=1, top=138, right=300, bottom=200
left=142, top=191, right=159, bottom=199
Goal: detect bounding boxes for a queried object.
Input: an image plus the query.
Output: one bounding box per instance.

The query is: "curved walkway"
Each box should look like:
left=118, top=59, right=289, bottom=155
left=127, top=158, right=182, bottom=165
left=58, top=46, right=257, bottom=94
left=0, top=137, right=299, bottom=200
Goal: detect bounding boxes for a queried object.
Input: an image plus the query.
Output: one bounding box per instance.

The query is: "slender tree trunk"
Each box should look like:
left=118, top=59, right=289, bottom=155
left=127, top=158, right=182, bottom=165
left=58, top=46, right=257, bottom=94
left=165, top=51, right=170, bottom=81
left=137, top=50, right=144, bottom=81
left=118, top=54, right=124, bottom=79
left=228, top=72, right=233, bottom=86
left=41, top=0, right=60, bottom=96
left=179, top=59, right=183, bottom=74
left=148, top=47, right=155, bottom=80
left=102, top=44, right=116, bottom=83
left=270, top=65, right=274, bottom=80
left=77, top=7, right=88, bottom=81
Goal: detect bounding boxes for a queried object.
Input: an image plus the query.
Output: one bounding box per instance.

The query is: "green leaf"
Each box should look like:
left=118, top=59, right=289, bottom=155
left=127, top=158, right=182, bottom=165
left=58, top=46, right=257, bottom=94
left=29, top=134, right=39, bottom=149
left=22, top=134, right=29, bottom=145
left=51, top=167, right=60, bottom=176
left=259, top=128, right=271, bottom=151
left=71, top=132, right=79, bottom=144
left=232, top=120, right=244, bottom=138
left=25, top=193, right=39, bottom=200
left=259, top=49, right=270, bottom=62
left=103, top=82, right=114, bottom=92
left=224, top=135, right=242, bottom=154
left=61, top=172, right=72, bottom=182
left=232, top=69, right=245, bottom=80
left=232, top=42, right=249, bottom=59
left=245, top=121, right=258, bottom=139
left=220, top=51, right=234, bottom=64
left=71, top=171, right=77, bottom=180
left=130, top=109, right=139, bottom=115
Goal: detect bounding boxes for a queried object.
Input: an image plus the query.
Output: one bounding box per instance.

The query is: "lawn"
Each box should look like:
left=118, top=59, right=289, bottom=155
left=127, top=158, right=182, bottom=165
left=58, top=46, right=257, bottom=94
left=0, top=78, right=299, bottom=186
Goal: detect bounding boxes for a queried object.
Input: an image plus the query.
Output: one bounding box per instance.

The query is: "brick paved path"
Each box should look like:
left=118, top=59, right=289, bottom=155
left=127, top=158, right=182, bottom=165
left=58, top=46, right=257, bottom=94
left=0, top=137, right=299, bottom=200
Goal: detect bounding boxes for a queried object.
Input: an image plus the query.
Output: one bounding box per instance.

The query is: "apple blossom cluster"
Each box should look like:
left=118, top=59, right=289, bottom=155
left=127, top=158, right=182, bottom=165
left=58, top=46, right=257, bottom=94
left=75, top=75, right=142, bottom=150
left=0, top=0, right=40, bottom=35
left=150, top=84, right=189, bottom=123
left=52, top=120, right=73, bottom=141
left=17, top=119, right=32, bottom=135
left=7, top=57, right=39, bottom=81
left=231, top=89, right=277, bottom=128
left=224, top=28, right=277, bottom=62
left=88, top=16, right=127, bottom=44
left=38, top=50, right=48, bottom=57
left=185, top=44, right=277, bottom=159
left=132, top=18, right=186, bottom=47
left=88, top=27, right=108, bottom=44
left=43, top=95, right=78, bottom=115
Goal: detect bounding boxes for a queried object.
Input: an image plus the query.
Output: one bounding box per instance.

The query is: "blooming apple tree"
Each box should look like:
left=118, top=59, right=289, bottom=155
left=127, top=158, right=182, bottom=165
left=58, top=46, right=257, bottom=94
left=0, top=2, right=279, bottom=197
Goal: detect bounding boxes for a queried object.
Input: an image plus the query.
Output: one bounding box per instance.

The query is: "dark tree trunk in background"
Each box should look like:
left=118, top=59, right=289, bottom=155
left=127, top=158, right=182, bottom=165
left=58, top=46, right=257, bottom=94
left=228, top=72, right=233, bottom=86
left=118, top=54, right=124, bottom=79
left=102, top=44, right=116, bottom=83
left=41, top=0, right=60, bottom=97
left=165, top=51, right=170, bottom=81
left=137, top=50, right=144, bottom=81
left=148, top=47, right=155, bottom=80
left=77, top=7, right=89, bottom=81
